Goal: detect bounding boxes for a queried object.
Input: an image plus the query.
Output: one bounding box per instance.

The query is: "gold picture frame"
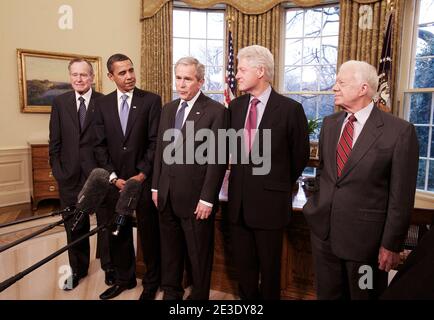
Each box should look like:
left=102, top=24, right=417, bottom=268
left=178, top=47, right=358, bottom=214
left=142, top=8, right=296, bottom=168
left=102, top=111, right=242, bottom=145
left=17, top=49, right=102, bottom=113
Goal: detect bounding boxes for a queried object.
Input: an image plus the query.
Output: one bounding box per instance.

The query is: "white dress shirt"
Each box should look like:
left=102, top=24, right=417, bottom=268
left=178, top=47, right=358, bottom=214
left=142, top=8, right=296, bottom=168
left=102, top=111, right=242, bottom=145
left=339, top=102, right=374, bottom=146
left=75, top=88, right=92, bottom=111
left=244, top=85, right=272, bottom=128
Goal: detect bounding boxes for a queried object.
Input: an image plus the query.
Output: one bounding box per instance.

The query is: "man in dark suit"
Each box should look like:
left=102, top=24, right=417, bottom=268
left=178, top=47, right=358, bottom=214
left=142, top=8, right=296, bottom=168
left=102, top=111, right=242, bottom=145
left=152, top=57, right=228, bottom=300
left=94, top=54, right=162, bottom=300
left=49, top=58, right=107, bottom=290
left=228, top=45, right=310, bottom=300
left=303, top=60, right=419, bottom=299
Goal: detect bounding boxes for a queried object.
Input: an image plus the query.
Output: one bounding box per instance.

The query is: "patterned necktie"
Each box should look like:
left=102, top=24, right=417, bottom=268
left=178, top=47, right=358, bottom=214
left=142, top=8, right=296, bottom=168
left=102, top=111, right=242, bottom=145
left=120, top=94, right=129, bottom=135
left=244, top=98, right=260, bottom=153
left=78, top=96, right=86, bottom=130
left=174, top=101, right=188, bottom=141
left=336, top=114, right=357, bottom=177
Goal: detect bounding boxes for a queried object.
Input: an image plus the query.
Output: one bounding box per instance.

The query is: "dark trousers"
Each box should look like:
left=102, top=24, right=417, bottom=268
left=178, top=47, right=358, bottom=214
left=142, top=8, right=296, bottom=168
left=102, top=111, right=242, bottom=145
left=310, top=232, right=388, bottom=300
left=59, top=178, right=90, bottom=278
left=106, top=182, right=161, bottom=289
left=159, top=196, right=215, bottom=300
left=230, top=211, right=283, bottom=300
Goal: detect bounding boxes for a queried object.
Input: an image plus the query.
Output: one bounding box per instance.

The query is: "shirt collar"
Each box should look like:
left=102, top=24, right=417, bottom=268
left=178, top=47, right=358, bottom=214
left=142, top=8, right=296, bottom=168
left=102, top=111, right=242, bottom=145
left=75, top=88, right=92, bottom=103
left=249, top=85, right=272, bottom=106
left=117, top=88, right=134, bottom=102
left=180, top=90, right=201, bottom=108
left=348, top=101, right=374, bottom=126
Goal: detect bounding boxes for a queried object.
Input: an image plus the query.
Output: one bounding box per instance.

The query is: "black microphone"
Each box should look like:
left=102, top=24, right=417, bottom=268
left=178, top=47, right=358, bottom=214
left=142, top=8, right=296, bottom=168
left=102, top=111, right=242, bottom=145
left=71, top=168, right=110, bottom=231
left=112, top=178, right=142, bottom=236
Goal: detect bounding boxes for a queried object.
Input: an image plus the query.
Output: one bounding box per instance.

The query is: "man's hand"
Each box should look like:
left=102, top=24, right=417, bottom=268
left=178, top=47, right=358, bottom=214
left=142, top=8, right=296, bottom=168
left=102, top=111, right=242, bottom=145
left=115, top=178, right=126, bottom=191
left=131, top=172, right=146, bottom=182
left=152, top=191, right=158, bottom=208
left=194, top=202, right=212, bottom=220
left=378, top=246, right=401, bottom=272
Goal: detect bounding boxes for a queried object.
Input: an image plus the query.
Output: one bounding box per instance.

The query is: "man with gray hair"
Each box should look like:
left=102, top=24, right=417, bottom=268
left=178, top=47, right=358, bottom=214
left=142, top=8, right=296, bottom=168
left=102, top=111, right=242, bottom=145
left=228, top=45, right=309, bottom=299
left=303, top=60, right=419, bottom=299
left=152, top=56, right=228, bottom=300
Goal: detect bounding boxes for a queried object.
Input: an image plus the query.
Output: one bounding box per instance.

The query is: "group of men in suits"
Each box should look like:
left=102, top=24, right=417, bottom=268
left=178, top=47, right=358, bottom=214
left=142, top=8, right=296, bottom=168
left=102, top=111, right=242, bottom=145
left=49, top=46, right=419, bottom=300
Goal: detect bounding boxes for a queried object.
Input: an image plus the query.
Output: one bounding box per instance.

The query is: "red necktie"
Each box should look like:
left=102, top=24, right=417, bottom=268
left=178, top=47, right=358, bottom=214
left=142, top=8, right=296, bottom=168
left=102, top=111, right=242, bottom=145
left=245, top=98, right=259, bottom=154
left=336, top=114, right=357, bottom=177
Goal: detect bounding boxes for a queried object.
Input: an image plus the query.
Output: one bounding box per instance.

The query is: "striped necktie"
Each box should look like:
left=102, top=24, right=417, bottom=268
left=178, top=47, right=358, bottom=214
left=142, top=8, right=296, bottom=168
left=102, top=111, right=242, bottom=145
left=336, top=114, right=357, bottom=177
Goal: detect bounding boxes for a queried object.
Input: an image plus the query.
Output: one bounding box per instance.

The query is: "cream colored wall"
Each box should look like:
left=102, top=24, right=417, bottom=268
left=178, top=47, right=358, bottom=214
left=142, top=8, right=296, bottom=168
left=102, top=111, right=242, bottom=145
left=0, top=0, right=142, bottom=149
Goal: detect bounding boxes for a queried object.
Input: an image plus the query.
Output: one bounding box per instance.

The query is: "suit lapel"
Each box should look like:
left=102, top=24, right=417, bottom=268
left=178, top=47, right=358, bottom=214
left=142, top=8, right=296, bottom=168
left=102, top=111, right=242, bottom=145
left=66, top=92, right=79, bottom=130
left=175, top=93, right=206, bottom=151
left=80, top=92, right=97, bottom=135
left=108, top=91, right=125, bottom=139
left=338, top=107, right=384, bottom=181
left=328, top=112, right=346, bottom=180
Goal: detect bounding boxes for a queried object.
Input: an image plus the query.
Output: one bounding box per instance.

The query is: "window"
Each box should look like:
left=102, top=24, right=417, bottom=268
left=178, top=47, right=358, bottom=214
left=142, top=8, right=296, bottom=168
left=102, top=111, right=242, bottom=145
left=172, top=8, right=225, bottom=103
left=283, top=5, right=340, bottom=142
left=401, top=0, right=434, bottom=193
left=283, top=4, right=340, bottom=175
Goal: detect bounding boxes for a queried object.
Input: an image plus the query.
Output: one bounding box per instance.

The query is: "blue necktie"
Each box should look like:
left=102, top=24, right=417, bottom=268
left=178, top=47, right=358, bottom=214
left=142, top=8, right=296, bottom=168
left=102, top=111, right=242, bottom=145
left=174, top=101, right=188, bottom=140
left=120, top=94, right=129, bottom=135
left=78, top=96, right=86, bottom=130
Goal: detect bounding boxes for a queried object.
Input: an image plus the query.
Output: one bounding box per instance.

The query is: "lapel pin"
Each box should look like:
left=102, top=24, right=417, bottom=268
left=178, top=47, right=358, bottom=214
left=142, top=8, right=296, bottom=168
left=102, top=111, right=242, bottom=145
left=196, top=112, right=200, bottom=115
left=132, top=106, right=137, bottom=109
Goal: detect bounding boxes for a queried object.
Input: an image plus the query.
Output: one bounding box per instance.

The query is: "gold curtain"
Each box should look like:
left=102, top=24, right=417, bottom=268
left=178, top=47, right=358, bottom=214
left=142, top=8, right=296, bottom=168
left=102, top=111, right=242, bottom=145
left=226, top=4, right=283, bottom=88
left=141, top=1, right=173, bottom=104
left=142, top=0, right=322, bottom=18
left=337, top=0, right=404, bottom=113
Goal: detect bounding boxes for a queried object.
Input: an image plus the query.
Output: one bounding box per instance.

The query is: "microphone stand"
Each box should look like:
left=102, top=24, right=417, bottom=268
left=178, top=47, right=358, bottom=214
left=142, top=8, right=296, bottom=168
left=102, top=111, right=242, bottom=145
left=0, top=223, right=108, bottom=293
left=0, top=208, right=76, bottom=254
left=0, top=207, right=74, bottom=229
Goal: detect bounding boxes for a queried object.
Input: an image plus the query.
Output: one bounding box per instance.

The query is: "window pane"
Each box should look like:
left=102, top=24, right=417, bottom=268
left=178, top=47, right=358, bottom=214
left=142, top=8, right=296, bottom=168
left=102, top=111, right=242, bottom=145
left=414, top=57, right=434, bottom=88
left=286, top=10, right=303, bottom=37
left=429, top=160, right=434, bottom=191
left=319, top=94, right=335, bottom=118
left=418, top=0, right=434, bottom=25
left=284, top=67, right=302, bottom=91
left=207, top=40, right=223, bottom=66
left=407, top=92, right=432, bottom=124
left=322, top=6, right=340, bottom=36
left=207, top=12, right=224, bottom=39
left=319, top=65, right=336, bottom=91
left=302, top=66, right=319, bottom=91
left=303, top=37, right=321, bottom=65
left=300, top=95, right=318, bottom=120
left=415, top=125, right=429, bottom=157
left=416, top=26, right=434, bottom=57
left=417, top=159, right=427, bottom=190
left=173, top=38, right=189, bottom=63
left=190, top=11, right=206, bottom=38
left=173, top=10, right=189, bottom=37
left=321, top=36, right=338, bottom=65
left=205, top=66, right=223, bottom=91
left=304, top=9, right=322, bottom=37
left=207, top=93, right=224, bottom=104
left=285, top=39, right=302, bottom=65
left=190, top=39, right=206, bottom=64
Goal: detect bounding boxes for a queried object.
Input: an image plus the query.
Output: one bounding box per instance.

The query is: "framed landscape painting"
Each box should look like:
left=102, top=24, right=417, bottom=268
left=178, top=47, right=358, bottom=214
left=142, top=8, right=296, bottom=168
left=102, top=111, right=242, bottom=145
left=17, top=49, right=102, bottom=113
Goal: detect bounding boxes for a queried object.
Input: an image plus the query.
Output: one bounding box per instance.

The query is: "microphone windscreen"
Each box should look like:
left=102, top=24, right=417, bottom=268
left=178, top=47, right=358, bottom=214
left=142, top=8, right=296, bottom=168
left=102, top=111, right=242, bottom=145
left=115, top=179, right=142, bottom=217
left=76, top=168, right=110, bottom=212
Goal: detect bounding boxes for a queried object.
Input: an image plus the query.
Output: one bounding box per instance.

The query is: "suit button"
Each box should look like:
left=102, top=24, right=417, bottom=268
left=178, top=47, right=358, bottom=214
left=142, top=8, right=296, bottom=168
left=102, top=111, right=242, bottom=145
left=336, top=184, right=340, bottom=189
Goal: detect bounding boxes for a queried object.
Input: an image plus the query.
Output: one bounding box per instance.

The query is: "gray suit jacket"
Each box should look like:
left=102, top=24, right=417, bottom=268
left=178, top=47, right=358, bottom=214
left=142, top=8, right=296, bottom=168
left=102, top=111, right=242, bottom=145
left=303, top=106, right=419, bottom=262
